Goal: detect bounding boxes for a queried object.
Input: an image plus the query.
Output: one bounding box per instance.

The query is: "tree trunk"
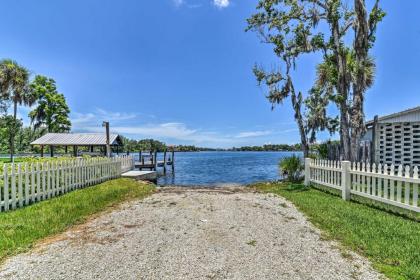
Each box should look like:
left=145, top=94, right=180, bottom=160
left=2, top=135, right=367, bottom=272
left=290, top=83, right=309, bottom=158
left=10, top=101, right=17, bottom=162
left=351, top=0, right=370, bottom=161
left=340, top=105, right=351, bottom=161
left=330, top=19, right=351, bottom=160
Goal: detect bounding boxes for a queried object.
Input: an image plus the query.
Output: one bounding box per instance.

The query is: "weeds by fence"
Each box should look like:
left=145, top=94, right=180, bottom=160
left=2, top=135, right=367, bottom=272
left=0, top=156, right=134, bottom=212
left=305, top=158, right=419, bottom=213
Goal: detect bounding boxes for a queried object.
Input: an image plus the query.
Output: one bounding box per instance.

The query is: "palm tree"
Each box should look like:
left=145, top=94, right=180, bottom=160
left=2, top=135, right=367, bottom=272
left=315, top=50, right=375, bottom=160
left=316, top=50, right=375, bottom=99
left=0, top=59, right=34, bottom=161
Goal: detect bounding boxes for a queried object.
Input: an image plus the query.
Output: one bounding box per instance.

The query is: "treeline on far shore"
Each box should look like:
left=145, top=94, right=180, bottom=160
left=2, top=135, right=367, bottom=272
left=229, top=144, right=301, bottom=152
left=120, top=137, right=301, bottom=152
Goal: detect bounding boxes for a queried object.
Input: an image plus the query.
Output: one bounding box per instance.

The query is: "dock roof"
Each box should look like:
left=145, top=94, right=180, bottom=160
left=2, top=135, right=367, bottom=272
left=31, top=133, right=123, bottom=146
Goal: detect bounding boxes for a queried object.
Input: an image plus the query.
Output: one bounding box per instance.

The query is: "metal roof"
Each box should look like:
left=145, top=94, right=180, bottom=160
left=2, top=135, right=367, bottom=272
left=31, top=133, right=122, bottom=146
left=366, top=106, right=420, bottom=125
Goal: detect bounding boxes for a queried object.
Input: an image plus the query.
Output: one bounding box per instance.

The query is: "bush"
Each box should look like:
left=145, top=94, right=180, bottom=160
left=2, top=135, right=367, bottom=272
left=316, top=143, right=329, bottom=159
left=279, top=155, right=304, bottom=183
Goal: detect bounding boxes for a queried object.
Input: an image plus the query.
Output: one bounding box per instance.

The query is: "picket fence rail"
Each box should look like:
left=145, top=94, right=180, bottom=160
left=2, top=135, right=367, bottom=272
left=304, top=158, right=420, bottom=213
left=0, top=155, right=134, bottom=212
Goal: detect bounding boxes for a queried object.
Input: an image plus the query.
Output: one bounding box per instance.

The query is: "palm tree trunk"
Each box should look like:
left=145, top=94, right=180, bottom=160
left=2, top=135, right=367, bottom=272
left=350, top=0, right=370, bottom=161
left=340, top=104, right=351, bottom=161
left=10, top=101, right=17, bottom=162
left=330, top=17, right=351, bottom=160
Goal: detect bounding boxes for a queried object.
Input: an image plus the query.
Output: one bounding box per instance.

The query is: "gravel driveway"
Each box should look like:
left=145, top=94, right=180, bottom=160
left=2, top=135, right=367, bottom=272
left=0, top=187, right=384, bottom=280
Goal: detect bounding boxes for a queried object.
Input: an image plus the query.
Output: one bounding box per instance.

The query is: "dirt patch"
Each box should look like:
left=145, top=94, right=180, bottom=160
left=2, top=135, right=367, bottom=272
left=0, top=187, right=384, bottom=280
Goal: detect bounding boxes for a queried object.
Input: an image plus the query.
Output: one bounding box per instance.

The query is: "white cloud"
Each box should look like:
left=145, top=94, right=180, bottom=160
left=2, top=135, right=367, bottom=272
left=172, top=0, right=204, bottom=9
left=235, top=130, right=273, bottom=138
left=78, top=122, right=237, bottom=144
left=70, top=108, right=299, bottom=147
left=173, top=0, right=228, bottom=10
left=110, top=123, right=197, bottom=140
left=187, top=3, right=203, bottom=8
left=213, top=0, right=230, bottom=8
left=172, top=0, right=184, bottom=7
left=276, top=128, right=299, bottom=134
left=72, top=108, right=137, bottom=125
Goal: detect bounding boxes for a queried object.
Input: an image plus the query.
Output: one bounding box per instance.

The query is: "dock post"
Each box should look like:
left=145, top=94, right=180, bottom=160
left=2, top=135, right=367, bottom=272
left=149, top=151, right=153, bottom=171
left=163, top=150, right=167, bottom=174
left=139, top=151, right=142, bottom=164
left=171, top=150, right=175, bottom=173
left=154, top=151, right=158, bottom=171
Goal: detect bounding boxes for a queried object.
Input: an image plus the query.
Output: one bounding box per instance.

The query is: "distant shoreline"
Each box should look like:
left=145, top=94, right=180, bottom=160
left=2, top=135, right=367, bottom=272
left=124, top=150, right=303, bottom=153
left=170, top=150, right=302, bottom=153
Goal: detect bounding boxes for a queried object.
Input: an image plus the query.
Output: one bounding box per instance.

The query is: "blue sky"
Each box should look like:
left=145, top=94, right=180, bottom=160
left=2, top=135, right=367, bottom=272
left=1, top=0, right=419, bottom=148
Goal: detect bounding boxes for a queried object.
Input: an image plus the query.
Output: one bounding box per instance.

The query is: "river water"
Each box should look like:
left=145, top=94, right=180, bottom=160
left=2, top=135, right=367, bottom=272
left=137, top=151, right=302, bottom=186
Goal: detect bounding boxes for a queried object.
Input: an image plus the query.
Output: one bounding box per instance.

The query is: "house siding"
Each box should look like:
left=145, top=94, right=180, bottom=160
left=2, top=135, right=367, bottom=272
left=376, top=121, right=420, bottom=166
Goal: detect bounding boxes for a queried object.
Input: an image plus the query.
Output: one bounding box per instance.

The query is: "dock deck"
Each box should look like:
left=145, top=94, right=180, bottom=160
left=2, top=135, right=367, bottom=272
left=134, top=161, right=172, bottom=169
left=134, top=150, right=175, bottom=173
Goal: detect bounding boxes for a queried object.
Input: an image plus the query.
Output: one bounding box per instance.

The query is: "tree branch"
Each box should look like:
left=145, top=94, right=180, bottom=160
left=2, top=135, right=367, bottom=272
left=311, top=0, right=327, bottom=10
left=368, top=0, right=382, bottom=41
left=341, top=19, right=354, bottom=35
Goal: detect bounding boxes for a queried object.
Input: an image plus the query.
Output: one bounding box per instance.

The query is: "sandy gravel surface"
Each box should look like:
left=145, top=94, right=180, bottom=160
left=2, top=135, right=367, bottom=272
left=0, top=187, right=384, bottom=280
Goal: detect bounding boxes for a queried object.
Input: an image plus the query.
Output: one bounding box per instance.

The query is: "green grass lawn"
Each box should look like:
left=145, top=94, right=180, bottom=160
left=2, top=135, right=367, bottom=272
left=0, top=156, right=91, bottom=164
left=0, top=178, right=155, bottom=263
left=0, top=158, right=26, bottom=164
left=251, top=182, right=420, bottom=280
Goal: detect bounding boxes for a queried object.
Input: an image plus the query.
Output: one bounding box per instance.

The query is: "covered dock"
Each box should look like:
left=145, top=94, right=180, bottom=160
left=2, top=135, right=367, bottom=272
left=30, top=133, right=123, bottom=157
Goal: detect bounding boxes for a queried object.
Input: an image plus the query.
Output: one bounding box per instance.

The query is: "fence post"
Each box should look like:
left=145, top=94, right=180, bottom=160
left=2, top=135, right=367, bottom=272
left=341, top=161, right=351, bottom=201
left=304, top=158, right=311, bottom=186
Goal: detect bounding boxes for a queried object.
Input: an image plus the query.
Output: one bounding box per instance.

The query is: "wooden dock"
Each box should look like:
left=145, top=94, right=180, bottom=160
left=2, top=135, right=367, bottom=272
left=134, top=150, right=175, bottom=174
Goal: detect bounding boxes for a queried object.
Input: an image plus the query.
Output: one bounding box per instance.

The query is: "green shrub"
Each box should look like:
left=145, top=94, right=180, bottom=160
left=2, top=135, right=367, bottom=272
left=316, top=143, right=329, bottom=159
left=279, top=155, right=304, bottom=183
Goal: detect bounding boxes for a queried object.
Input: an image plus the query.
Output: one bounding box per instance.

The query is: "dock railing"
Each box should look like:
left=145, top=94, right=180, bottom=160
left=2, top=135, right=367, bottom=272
left=305, top=158, right=419, bottom=213
left=0, top=155, right=134, bottom=212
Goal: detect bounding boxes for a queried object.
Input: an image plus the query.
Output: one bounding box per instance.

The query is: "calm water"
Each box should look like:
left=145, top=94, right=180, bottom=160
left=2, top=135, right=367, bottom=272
left=147, top=151, right=301, bottom=186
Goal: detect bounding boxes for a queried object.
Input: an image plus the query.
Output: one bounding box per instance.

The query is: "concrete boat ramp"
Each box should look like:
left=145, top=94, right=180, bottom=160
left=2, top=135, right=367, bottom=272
left=121, top=170, right=157, bottom=182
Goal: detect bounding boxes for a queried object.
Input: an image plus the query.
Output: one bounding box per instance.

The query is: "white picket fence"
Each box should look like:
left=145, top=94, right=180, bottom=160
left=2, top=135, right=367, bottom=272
left=304, top=158, right=420, bottom=213
left=119, top=155, right=135, bottom=173
left=0, top=155, right=134, bottom=212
